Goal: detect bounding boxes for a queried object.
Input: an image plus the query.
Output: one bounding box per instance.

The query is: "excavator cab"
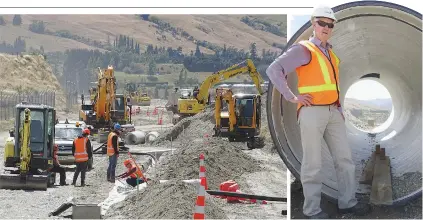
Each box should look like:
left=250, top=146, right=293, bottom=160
left=213, top=88, right=264, bottom=149
left=0, top=103, right=56, bottom=190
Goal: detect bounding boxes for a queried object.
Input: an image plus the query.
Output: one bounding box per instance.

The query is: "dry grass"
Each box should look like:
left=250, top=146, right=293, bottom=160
left=0, top=23, right=104, bottom=52
left=115, top=63, right=257, bottom=86
left=0, top=53, right=66, bottom=110
left=0, top=14, right=286, bottom=53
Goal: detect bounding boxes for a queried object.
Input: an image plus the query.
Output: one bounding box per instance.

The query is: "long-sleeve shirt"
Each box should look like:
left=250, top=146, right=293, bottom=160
left=266, top=36, right=342, bottom=111
left=266, top=37, right=331, bottom=100
left=72, top=136, right=93, bottom=159
left=112, top=134, right=118, bottom=155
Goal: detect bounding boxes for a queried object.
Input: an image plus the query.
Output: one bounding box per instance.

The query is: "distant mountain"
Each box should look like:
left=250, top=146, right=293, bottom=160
left=344, top=98, right=392, bottom=111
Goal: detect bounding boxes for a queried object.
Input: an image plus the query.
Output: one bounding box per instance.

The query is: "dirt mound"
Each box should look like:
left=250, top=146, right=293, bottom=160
left=155, top=137, right=261, bottom=190
left=152, top=105, right=215, bottom=145
left=0, top=53, right=65, bottom=109
left=105, top=180, right=226, bottom=219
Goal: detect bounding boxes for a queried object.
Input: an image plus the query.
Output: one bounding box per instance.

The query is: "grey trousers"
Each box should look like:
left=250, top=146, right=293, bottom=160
left=298, top=104, right=358, bottom=216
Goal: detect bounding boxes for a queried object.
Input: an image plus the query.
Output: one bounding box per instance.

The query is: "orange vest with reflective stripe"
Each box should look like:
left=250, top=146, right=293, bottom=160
left=127, top=160, right=144, bottom=179
left=74, top=137, right=89, bottom=162
left=296, top=40, right=340, bottom=111
left=107, top=132, right=118, bottom=156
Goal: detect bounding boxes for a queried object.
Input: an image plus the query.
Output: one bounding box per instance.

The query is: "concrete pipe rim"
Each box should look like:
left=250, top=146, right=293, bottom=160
left=267, top=0, right=422, bottom=205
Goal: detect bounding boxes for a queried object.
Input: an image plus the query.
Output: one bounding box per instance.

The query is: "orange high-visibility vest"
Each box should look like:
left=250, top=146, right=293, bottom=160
left=74, top=137, right=89, bottom=162
left=127, top=160, right=144, bottom=179
left=107, top=132, right=118, bottom=156
left=296, top=40, right=340, bottom=112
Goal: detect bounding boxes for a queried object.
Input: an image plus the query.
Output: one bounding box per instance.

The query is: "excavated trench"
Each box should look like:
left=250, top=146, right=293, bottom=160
left=267, top=1, right=422, bottom=205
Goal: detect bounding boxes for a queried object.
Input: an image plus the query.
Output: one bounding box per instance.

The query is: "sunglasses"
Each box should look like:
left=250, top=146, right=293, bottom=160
left=316, top=20, right=335, bottom=29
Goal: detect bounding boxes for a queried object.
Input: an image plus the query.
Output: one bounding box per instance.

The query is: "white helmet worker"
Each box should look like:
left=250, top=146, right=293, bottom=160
left=311, top=5, right=337, bottom=22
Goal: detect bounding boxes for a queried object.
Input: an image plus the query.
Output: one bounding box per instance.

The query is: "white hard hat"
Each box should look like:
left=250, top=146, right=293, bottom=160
left=311, top=5, right=337, bottom=22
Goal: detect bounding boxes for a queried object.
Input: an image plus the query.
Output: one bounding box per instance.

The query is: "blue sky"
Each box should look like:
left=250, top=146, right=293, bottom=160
left=286, top=0, right=420, bottom=100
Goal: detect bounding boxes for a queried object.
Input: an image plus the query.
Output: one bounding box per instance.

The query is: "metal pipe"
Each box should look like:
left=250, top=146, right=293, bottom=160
left=205, top=190, right=287, bottom=202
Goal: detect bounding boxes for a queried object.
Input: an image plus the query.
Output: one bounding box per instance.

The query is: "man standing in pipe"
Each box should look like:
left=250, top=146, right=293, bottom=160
left=266, top=5, right=371, bottom=219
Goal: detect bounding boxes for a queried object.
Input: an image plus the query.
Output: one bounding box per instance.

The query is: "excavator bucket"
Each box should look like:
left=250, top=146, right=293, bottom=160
left=0, top=173, right=49, bottom=191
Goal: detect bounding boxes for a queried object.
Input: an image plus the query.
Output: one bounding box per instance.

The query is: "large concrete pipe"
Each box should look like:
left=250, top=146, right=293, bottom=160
left=146, top=131, right=160, bottom=143
left=124, top=131, right=146, bottom=145
left=267, top=1, right=422, bottom=205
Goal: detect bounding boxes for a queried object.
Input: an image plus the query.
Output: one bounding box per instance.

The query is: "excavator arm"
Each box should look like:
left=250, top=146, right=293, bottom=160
left=20, top=108, right=31, bottom=175
left=94, top=66, right=116, bottom=126
left=215, top=88, right=237, bottom=132
left=196, top=59, right=265, bottom=104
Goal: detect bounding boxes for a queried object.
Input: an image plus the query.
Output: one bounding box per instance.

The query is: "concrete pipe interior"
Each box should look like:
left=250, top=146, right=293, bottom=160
left=267, top=1, right=422, bottom=205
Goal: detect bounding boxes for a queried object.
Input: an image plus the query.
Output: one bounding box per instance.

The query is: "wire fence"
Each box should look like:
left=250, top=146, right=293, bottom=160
left=0, top=91, right=56, bottom=121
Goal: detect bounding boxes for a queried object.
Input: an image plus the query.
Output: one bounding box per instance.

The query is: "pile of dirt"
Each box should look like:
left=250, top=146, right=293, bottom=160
left=154, top=137, right=261, bottom=190
left=105, top=180, right=227, bottom=219
left=0, top=53, right=65, bottom=109
left=152, top=104, right=215, bottom=145
left=258, top=96, right=277, bottom=153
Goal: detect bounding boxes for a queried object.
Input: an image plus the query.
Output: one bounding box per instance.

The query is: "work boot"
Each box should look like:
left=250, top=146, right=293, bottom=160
left=305, top=211, right=329, bottom=219
left=81, top=182, right=85, bottom=187
left=60, top=182, right=69, bottom=186
left=339, top=202, right=371, bottom=216
left=71, top=182, right=76, bottom=186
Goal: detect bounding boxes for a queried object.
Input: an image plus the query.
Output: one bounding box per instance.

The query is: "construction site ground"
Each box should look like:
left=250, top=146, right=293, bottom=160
left=0, top=99, right=287, bottom=219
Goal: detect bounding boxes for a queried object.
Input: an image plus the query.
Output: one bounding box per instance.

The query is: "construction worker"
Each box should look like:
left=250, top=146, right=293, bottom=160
left=116, top=159, right=150, bottom=187
left=71, top=128, right=93, bottom=186
left=50, top=144, right=68, bottom=186
left=266, top=5, right=371, bottom=219
left=107, top=123, right=121, bottom=183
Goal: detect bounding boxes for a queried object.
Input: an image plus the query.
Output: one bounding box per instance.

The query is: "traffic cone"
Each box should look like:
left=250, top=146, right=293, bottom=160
left=199, top=154, right=208, bottom=190
left=193, top=177, right=206, bottom=220
left=158, top=117, right=163, bottom=125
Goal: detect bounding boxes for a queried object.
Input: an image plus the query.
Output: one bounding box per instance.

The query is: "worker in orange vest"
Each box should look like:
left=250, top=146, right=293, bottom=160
left=266, top=6, right=371, bottom=219
left=71, top=128, right=92, bottom=187
left=116, top=159, right=150, bottom=187
left=107, top=123, right=121, bottom=183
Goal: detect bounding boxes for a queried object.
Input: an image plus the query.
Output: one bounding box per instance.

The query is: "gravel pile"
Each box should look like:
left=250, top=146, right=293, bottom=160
left=154, top=137, right=261, bottom=190
left=152, top=104, right=215, bottom=145
left=105, top=180, right=227, bottom=219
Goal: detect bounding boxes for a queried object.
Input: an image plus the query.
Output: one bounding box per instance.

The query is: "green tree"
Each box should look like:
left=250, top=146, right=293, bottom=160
left=148, top=60, right=156, bottom=75
left=12, top=15, right=22, bottom=26
left=0, top=16, right=6, bottom=26
left=249, top=42, right=258, bottom=60
left=29, top=20, right=46, bottom=34
left=195, top=44, right=201, bottom=57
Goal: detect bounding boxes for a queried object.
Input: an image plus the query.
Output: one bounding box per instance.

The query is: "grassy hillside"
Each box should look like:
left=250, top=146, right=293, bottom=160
left=114, top=63, right=255, bottom=85
left=0, top=14, right=287, bottom=54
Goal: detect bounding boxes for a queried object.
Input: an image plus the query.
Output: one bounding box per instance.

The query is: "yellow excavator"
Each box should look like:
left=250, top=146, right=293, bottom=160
left=130, top=91, right=151, bottom=106
left=166, top=59, right=265, bottom=124
left=213, top=88, right=264, bottom=149
left=80, top=66, right=132, bottom=133
left=80, top=66, right=134, bottom=145
left=0, top=103, right=57, bottom=190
